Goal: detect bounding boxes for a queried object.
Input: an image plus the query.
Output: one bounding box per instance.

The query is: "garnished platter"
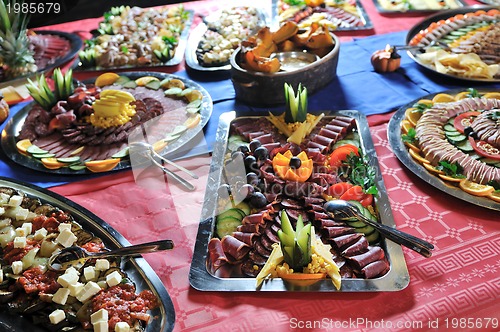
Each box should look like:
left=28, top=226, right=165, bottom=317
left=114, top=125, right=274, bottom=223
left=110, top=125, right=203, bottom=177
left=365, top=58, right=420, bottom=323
left=405, top=6, right=499, bottom=82
left=185, top=6, right=268, bottom=72
left=1, top=71, right=212, bottom=174
left=190, top=110, right=410, bottom=291
left=0, top=176, right=175, bottom=331
left=388, top=89, right=500, bottom=211
left=372, top=0, right=465, bottom=14
left=275, top=0, right=373, bottom=31
left=74, top=5, right=193, bottom=71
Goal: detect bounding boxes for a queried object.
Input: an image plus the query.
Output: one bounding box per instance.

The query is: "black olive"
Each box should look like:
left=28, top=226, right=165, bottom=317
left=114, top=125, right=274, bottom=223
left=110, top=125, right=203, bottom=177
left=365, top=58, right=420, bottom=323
left=253, top=146, right=269, bottom=161
left=289, top=156, right=302, bottom=169
left=249, top=140, right=262, bottom=152
left=244, top=155, right=258, bottom=173
left=246, top=172, right=259, bottom=186
left=249, top=192, right=267, bottom=209
left=464, top=126, right=475, bottom=137
left=237, top=145, right=250, bottom=154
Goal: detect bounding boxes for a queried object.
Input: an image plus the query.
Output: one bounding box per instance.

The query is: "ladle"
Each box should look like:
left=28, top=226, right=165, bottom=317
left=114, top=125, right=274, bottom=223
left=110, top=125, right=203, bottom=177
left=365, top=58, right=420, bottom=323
left=324, top=200, right=434, bottom=258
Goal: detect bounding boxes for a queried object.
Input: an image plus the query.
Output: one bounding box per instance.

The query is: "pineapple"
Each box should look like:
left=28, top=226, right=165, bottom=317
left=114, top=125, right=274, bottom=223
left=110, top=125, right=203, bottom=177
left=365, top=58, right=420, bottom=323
left=0, top=0, right=37, bottom=80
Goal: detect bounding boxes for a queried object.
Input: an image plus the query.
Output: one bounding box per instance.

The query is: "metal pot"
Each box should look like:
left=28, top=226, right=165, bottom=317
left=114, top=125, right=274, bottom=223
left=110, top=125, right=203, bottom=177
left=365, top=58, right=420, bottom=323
left=230, top=34, right=340, bottom=106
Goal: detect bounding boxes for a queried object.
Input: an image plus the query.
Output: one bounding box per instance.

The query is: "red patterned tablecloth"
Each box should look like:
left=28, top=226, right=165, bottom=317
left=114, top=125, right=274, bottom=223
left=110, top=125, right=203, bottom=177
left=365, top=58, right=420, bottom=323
left=9, top=0, right=500, bottom=331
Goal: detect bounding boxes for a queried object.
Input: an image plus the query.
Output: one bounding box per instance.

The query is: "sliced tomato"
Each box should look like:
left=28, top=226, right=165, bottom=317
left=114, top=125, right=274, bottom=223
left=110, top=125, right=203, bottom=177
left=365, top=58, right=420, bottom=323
left=453, top=111, right=480, bottom=134
left=327, top=182, right=353, bottom=197
left=359, top=193, right=374, bottom=207
left=340, top=185, right=373, bottom=207
left=329, top=144, right=359, bottom=168
left=469, top=137, right=500, bottom=161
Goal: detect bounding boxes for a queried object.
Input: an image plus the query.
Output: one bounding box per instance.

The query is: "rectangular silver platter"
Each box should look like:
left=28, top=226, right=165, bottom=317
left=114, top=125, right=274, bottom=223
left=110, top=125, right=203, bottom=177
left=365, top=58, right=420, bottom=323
left=0, top=177, right=175, bottom=332
left=189, top=111, right=410, bottom=292
left=372, top=0, right=467, bottom=14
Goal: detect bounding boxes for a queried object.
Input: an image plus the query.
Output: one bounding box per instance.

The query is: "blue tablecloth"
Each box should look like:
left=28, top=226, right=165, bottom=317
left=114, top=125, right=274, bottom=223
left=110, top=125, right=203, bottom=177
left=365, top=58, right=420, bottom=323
left=2, top=31, right=498, bottom=187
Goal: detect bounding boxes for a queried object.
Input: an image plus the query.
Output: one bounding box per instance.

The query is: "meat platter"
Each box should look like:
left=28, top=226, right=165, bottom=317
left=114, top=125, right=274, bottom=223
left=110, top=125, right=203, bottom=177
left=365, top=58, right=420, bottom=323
left=405, top=6, right=499, bottom=82
left=1, top=71, right=212, bottom=174
left=0, top=176, right=175, bottom=331
left=185, top=6, right=268, bottom=72
left=275, top=0, right=373, bottom=32
left=189, top=111, right=410, bottom=291
left=74, top=5, right=193, bottom=71
left=372, top=0, right=465, bottom=14
left=388, top=89, right=500, bottom=211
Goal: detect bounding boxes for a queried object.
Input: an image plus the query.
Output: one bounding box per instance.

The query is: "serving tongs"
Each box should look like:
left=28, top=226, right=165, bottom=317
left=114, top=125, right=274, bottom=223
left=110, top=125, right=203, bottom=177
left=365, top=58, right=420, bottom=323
left=129, top=141, right=197, bottom=191
left=48, top=240, right=174, bottom=271
left=324, top=200, right=434, bottom=258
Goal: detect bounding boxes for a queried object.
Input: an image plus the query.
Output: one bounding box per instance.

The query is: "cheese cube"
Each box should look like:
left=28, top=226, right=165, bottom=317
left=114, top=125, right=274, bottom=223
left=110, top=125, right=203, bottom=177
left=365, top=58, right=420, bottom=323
left=33, top=227, right=48, bottom=240
left=66, top=266, right=80, bottom=276
left=15, top=227, right=27, bottom=237
left=52, top=288, right=70, bottom=305
left=0, top=269, right=3, bottom=283
left=115, top=322, right=130, bottom=332
left=12, top=261, right=23, bottom=274
left=8, top=195, right=23, bottom=207
left=0, top=207, right=5, bottom=215
left=49, top=309, right=66, bottom=324
left=22, top=222, right=32, bottom=234
left=13, top=236, right=26, bottom=248
left=76, top=281, right=101, bottom=302
left=56, top=229, right=77, bottom=248
left=106, top=271, right=123, bottom=287
left=58, top=223, right=72, bottom=232
left=15, top=208, right=29, bottom=221
left=93, top=321, right=108, bottom=332
left=67, top=282, right=84, bottom=297
left=0, top=193, right=9, bottom=204
left=84, top=266, right=97, bottom=281
left=91, top=308, right=108, bottom=324
left=95, top=259, right=110, bottom=271
left=57, top=272, right=79, bottom=287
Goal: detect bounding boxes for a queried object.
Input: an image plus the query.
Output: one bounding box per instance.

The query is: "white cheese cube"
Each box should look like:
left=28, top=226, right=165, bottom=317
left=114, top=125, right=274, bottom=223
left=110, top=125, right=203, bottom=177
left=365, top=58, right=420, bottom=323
left=57, top=272, right=79, bottom=287
left=84, top=266, right=97, bottom=281
left=15, top=207, right=29, bottom=221
left=95, top=259, right=110, bottom=271
left=91, top=308, right=108, bottom=324
left=49, top=309, right=66, bottom=324
left=52, top=288, right=70, bottom=305
left=15, top=227, right=27, bottom=237
left=56, top=229, right=77, bottom=248
left=115, top=322, right=130, bottom=332
left=67, top=282, right=84, bottom=297
left=106, top=271, right=123, bottom=287
left=0, top=207, right=5, bottom=215
left=0, top=193, right=10, bottom=204
left=22, top=222, right=32, bottom=234
left=65, top=266, right=80, bottom=276
left=93, top=321, right=108, bottom=332
left=8, top=195, right=23, bottom=207
left=0, top=269, right=3, bottom=283
left=58, top=223, right=72, bottom=232
left=33, top=227, right=48, bottom=240
left=13, top=236, right=26, bottom=248
left=12, top=261, right=23, bottom=274
left=76, top=281, right=101, bottom=302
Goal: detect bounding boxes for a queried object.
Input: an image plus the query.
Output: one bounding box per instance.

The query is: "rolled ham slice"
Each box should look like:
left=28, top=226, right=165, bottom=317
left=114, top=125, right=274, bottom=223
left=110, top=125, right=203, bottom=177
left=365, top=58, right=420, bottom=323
left=346, top=246, right=385, bottom=270
left=208, top=238, right=228, bottom=271
left=221, top=236, right=250, bottom=261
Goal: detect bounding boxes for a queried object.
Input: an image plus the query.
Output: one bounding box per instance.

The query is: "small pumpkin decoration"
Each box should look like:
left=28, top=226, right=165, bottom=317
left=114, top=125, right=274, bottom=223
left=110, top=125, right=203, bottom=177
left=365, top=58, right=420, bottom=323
left=0, top=91, right=9, bottom=125
left=371, top=46, right=401, bottom=73
left=272, top=150, right=313, bottom=182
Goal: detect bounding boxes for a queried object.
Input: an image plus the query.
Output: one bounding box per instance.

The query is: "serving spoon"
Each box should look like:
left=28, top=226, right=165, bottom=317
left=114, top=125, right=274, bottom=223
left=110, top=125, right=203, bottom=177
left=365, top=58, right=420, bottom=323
left=324, top=200, right=434, bottom=258
left=48, top=239, right=174, bottom=271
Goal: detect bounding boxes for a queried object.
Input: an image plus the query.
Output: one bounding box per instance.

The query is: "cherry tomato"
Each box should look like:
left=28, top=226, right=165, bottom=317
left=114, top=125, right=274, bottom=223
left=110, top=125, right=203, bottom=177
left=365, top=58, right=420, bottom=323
left=469, top=137, right=500, bottom=161
left=327, top=182, right=353, bottom=197
left=453, top=111, right=480, bottom=134
left=340, top=185, right=373, bottom=207
left=329, top=144, right=359, bottom=168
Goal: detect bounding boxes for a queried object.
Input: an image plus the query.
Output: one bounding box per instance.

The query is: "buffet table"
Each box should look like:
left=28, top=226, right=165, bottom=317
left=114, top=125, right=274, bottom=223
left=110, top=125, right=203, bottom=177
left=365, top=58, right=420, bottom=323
left=1, top=0, right=499, bottom=331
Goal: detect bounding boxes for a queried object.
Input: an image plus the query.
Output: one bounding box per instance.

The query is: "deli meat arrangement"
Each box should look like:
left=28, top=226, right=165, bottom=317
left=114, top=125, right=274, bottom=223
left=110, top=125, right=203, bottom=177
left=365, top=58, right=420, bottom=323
left=208, top=112, right=391, bottom=286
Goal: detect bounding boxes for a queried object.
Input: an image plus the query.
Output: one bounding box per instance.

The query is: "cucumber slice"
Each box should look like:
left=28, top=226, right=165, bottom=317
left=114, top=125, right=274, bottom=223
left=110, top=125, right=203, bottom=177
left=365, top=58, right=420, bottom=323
left=467, top=152, right=482, bottom=160
left=278, top=230, right=295, bottom=247
left=122, top=81, right=137, bottom=89
left=164, top=87, right=183, bottom=96
left=235, top=202, right=251, bottom=216
left=26, top=145, right=48, bottom=154
left=345, top=220, right=366, bottom=228
left=115, top=76, right=131, bottom=85
left=145, top=80, right=161, bottom=90
left=218, top=208, right=244, bottom=222
left=447, top=134, right=467, bottom=143
left=296, top=223, right=311, bottom=254
left=32, top=153, right=56, bottom=159
left=356, top=225, right=375, bottom=235
left=445, top=131, right=463, bottom=137
left=332, top=139, right=360, bottom=149
left=112, top=147, right=129, bottom=159
left=216, top=216, right=241, bottom=238
left=479, top=158, right=500, bottom=165
left=446, top=118, right=455, bottom=125
left=57, top=156, right=81, bottom=163
left=69, top=165, right=87, bottom=171
left=365, top=231, right=380, bottom=244
left=456, top=140, right=473, bottom=152
left=443, top=124, right=457, bottom=132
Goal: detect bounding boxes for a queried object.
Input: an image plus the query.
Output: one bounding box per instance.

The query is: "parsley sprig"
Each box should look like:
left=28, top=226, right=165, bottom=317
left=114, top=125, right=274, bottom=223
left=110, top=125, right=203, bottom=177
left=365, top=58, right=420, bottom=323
left=436, top=161, right=465, bottom=178
left=402, top=127, right=417, bottom=144
left=413, top=102, right=433, bottom=113
left=342, top=154, right=379, bottom=195
left=466, top=88, right=482, bottom=98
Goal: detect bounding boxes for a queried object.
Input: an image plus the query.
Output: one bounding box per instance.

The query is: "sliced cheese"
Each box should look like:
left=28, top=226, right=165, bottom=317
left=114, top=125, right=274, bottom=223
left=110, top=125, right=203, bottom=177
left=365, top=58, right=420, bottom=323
left=49, top=309, right=66, bottom=324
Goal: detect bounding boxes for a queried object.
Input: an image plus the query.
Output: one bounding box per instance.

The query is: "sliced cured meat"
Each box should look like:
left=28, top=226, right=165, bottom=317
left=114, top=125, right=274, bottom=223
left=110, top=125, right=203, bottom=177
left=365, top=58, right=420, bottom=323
left=242, top=212, right=267, bottom=225
left=241, top=259, right=260, bottom=277
left=330, top=233, right=363, bottom=251
left=248, top=250, right=267, bottom=266
left=232, top=232, right=257, bottom=246
left=221, top=236, right=250, bottom=261
left=236, top=224, right=261, bottom=234
left=346, top=246, right=384, bottom=270
left=359, top=259, right=389, bottom=279
left=208, top=238, right=228, bottom=271
left=341, top=236, right=369, bottom=256
left=255, top=239, right=272, bottom=258
left=323, top=226, right=356, bottom=238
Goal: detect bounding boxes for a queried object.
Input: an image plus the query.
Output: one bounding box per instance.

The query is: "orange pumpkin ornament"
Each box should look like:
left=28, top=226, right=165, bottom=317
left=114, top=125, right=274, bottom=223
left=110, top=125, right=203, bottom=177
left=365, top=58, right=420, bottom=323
left=272, top=150, right=313, bottom=183
left=371, top=46, right=401, bottom=73
left=0, top=92, right=9, bottom=125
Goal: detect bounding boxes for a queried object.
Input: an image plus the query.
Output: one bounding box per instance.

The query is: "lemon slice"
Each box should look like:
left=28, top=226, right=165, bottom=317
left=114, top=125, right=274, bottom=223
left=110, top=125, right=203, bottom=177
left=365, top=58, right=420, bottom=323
left=401, top=120, right=413, bottom=134
left=404, top=141, right=420, bottom=153
left=483, top=92, right=500, bottom=100
left=459, top=179, right=494, bottom=197
left=405, top=108, right=422, bottom=126
left=184, top=113, right=201, bottom=129
left=16, top=139, right=32, bottom=154
left=135, top=76, right=159, bottom=86
left=438, top=174, right=464, bottom=183
left=95, top=73, right=120, bottom=87
left=454, top=92, right=470, bottom=101
left=487, top=191, right=500, bottom=202
left=432, top=93, right=455, bottom=103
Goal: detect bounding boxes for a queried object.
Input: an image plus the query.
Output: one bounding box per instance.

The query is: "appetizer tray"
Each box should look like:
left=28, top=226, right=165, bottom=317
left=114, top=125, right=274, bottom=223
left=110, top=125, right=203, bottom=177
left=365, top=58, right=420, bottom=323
left=388, top=89, right=500, bottom=211
left=1, top=72, right=212, bottom=174
left=275, top=0, right=373, bottom=31
left=0, top=176, right=175, bottom=331
left=189, top=111, right=410, bottom=291
left=185, top=7, right=268, bottom=72
left=405, top=6, right=500, bottom=82
left=74, top=6, right=193, bottom=71
left=0, top=30, right=82, bottom=89
left=372, top=0, right=466, bottom=14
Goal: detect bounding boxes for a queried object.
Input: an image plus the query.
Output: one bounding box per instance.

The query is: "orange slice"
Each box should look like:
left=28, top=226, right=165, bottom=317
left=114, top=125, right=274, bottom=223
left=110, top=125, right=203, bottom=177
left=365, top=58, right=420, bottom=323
left=423, top=163, right=444, bottom=175
left=432, top=93, right=455, bottom=103
left=438, top=174, right=464, bottom=183
left=416, top=99, right=433, bottom=105
left=184, top=114, right=201, bottom=129
left=483, top=92, right=500, bottom=100
left=16, top=139, right=32, bottom=154
left=454, top=92, right=470, bottom=100
left=135, top=76, right=159, bottom=86
left=279, top=272, right=327, bottom=287
left=69, top=146, right=85, bottom=156
left=401, top=120, right=413, bottom=134
left=409, top=148, right=429, bottom=164
left=459, top=179, right=495, bottom=197
left=487, top=191, right=500, bottom=202
left=41, top=158, right=67, bottom=169
left=404, top=141, right=420, bottom=153
left=95, top=73, right=120, bottom=87
left=85, top=159, right=121, bottom=173
left=184, top=90, right=203, bottom=103
left=405, top=108, right=422, bottom=126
